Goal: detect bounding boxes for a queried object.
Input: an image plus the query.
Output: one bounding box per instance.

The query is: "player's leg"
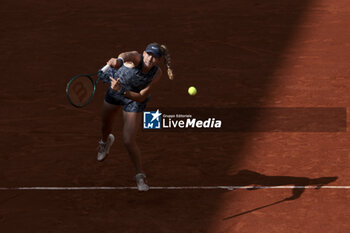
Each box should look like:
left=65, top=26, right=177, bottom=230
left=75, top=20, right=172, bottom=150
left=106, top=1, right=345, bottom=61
left=97, top=100, right=121, bottom=161
left=122, top=110, right=143, bottom=173
left=101, top=100, right=121, bottom=142
left=122, top=110, right=149, bottom=191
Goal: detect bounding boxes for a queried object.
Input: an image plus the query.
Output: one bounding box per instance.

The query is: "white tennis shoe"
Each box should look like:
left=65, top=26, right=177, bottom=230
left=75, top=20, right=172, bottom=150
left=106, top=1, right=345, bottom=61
left=97, top=134, right=115, bottom=162
left=135, top=173, right=149, bottom=191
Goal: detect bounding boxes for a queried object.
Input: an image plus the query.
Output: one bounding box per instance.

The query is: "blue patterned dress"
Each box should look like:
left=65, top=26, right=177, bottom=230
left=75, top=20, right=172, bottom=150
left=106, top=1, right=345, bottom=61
left=101, top=55, right=158, bottom=112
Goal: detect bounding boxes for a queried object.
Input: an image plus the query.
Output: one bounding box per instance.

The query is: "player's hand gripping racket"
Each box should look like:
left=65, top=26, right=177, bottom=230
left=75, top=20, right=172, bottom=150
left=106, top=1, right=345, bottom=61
left=66, top=65, right=110, bottom=108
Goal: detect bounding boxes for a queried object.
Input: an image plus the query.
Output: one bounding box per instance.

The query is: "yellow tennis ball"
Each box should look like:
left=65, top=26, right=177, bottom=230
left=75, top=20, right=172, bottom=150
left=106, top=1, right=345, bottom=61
left=188, top=86, right=197, bottom=96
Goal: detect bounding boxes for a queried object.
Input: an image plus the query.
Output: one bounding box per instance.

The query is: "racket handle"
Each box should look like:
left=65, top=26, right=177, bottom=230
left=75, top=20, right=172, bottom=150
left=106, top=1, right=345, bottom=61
left=101, top=64, right=110, bottom=73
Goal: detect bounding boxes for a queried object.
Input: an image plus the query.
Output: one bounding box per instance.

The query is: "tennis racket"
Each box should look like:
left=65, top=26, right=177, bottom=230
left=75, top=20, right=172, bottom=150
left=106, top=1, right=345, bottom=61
left=66, top=65, right=111, bottom=108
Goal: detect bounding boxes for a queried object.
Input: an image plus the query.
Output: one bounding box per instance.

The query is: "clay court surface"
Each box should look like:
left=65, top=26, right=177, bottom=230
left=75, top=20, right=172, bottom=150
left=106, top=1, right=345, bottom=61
left=1, top=0, right=350, bottom=232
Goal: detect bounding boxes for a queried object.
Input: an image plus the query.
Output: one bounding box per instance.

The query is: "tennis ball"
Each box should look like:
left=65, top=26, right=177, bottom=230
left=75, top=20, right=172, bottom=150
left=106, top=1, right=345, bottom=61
left=188, top=86, right=197, bottom=96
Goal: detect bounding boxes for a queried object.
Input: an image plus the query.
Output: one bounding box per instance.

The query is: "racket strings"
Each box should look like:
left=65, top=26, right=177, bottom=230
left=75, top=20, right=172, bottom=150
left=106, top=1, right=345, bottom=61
left=67, top=75, right=95, bottom=108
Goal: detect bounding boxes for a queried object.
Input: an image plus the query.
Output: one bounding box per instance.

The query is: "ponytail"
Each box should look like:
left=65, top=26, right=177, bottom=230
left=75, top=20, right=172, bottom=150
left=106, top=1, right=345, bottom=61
left=160, top=44, right=174, bottom=80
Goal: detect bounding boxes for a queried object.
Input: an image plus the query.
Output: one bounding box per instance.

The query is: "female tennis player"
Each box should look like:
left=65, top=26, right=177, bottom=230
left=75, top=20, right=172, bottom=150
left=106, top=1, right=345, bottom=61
left=97, top=43, right=174, bottom=191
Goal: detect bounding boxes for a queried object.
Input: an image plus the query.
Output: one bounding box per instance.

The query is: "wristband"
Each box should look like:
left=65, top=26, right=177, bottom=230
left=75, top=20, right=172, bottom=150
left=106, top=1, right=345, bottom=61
left=117, top=57, right=124, bottom=67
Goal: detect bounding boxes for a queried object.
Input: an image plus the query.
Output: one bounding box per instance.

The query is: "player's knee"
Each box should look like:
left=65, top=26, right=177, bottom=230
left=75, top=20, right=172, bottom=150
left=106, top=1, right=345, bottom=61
left=122, top=135, right=134, bottom=147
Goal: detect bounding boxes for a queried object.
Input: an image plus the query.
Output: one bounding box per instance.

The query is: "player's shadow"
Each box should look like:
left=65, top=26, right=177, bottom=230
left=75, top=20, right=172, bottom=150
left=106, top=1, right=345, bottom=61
left=223, top=170, right=338, bottom=220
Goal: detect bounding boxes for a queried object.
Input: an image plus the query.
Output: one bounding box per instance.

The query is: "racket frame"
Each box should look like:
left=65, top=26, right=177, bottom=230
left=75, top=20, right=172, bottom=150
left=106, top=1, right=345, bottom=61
left=66, top=65, right=111, bottom=108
